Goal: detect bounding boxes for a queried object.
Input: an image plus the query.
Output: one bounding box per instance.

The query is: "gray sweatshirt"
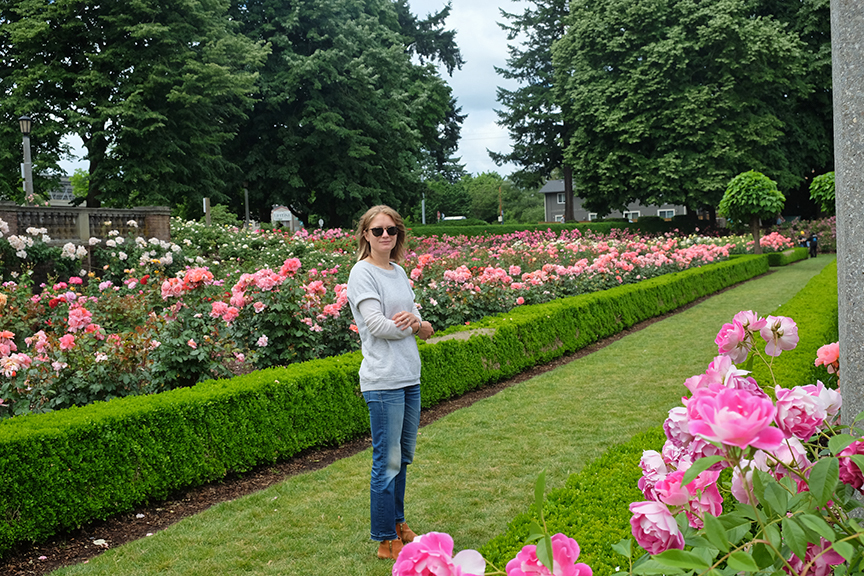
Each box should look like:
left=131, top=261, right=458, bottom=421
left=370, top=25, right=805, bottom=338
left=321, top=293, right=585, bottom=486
left=347, top=260, right=423, bottom=391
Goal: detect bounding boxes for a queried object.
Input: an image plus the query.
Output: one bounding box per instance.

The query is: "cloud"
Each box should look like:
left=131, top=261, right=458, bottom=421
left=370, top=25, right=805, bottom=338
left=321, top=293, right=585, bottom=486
left=410, top=0, right=525, bottom=176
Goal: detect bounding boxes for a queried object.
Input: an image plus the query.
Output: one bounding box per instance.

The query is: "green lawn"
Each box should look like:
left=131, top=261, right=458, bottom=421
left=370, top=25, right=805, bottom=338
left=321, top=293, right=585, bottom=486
left=53, top=256, right=836, bottom=576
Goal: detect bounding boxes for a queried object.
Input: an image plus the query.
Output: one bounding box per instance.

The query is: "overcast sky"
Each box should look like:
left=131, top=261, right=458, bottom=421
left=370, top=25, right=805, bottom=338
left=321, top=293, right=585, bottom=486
left=59, top=0, right=524, bottom=178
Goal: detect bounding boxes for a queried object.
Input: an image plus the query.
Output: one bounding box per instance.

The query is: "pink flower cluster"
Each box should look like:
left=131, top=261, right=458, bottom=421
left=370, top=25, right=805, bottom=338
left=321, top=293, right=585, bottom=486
left=506, top=533, right=592, bottom=576
left=713, top=310, right=799, bottom=362
left=392, top=531, right=592, bottom=576
left=629, top=311, right=843, bottom=556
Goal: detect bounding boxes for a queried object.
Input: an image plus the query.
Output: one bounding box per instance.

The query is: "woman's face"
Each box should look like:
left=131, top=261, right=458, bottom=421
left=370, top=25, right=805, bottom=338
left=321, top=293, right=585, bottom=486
left=364, top=213, right=397, bottom=257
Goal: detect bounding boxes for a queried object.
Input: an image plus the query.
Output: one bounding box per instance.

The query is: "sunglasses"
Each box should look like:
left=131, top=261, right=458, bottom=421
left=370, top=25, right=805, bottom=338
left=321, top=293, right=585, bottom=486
left=369, top=226, right=398, bottom=237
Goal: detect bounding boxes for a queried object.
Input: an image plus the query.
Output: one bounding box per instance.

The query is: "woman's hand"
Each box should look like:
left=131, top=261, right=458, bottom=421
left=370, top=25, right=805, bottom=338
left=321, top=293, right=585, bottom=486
left=391, top=311, right=417, bottom=332
left=416, top=321, right=434, bottom=341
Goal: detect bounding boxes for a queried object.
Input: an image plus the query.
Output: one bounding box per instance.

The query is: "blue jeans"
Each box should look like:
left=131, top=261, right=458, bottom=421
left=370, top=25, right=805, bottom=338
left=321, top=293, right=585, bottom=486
left=362, top=384, right=421, bottom=541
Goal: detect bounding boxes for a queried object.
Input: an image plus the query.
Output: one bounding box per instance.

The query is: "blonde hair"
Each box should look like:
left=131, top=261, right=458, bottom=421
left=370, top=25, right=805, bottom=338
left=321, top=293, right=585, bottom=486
left=355, top=205, right=407, bottom=263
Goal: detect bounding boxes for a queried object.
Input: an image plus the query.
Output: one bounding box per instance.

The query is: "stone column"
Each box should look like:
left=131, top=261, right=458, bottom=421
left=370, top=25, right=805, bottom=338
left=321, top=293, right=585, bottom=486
left=832, top=0, right=864, bottom=423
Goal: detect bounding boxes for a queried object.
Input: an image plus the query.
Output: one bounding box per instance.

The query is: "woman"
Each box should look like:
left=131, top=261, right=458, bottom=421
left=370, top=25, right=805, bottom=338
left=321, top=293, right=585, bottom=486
left=347, top=205, right=434, bottom=560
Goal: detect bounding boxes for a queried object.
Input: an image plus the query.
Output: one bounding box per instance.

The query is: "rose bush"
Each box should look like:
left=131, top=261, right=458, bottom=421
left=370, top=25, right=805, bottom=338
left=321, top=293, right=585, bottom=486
left=616, top=311, right=854, bottom=576
left=0, top=219, right=792, bottom=417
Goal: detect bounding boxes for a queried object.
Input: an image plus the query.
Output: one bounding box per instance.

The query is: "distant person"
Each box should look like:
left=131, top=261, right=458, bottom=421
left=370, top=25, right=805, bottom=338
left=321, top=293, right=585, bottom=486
left=347, top=205, right=433, bottom=560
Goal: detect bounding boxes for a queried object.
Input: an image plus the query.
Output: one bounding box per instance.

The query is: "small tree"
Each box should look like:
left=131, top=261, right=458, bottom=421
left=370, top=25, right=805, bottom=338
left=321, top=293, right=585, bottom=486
left=718, top=171, right=785, bottom=255
left=809, top=171, right=835, bottom=215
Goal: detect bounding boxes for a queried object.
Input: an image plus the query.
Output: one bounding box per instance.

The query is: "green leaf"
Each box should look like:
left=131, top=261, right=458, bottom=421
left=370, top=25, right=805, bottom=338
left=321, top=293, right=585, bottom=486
left=833, top=540, right=856, bottom=561
left=701, top=513, right=730, bottom=552
left=527, top=520, right=544, bottom=542
left=829, top=434, right=856, bottom=455
left=797, top=513, right=836, bottom=542
left=727, top=551, right=760, bottom=572
left=763, top=481, right=790, bottom=515
left=632, top=559, right=684, bottom=575
left=534, top=470, right=546, bottom=518
left=752, top=542, right=776, bottom=568
left=764, top=523, right=782, bottom=550
left=782, top=517, right=808, bottom=560
left=537, top=534, right=554, bottom=572
left=611, top=538, right=633, bottom=559
left=726, top=521, right=752, bottom=545
left=653, top=549, right=711, bottom=570
left=850, top=455, right=864, bottom=479
left=681, top=455, right=724, bottom=486
left=752, top=469, right=770, bottom=504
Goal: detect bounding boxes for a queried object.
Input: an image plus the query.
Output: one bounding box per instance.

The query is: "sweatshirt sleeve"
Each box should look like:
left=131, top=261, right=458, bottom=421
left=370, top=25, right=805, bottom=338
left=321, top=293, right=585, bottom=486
left=357, top=298, right=414, bottom=340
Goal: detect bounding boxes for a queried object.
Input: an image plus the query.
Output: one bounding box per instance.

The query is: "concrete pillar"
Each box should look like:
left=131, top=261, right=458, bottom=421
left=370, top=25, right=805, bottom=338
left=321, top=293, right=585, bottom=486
left=832, top=0, right=864, bottom=423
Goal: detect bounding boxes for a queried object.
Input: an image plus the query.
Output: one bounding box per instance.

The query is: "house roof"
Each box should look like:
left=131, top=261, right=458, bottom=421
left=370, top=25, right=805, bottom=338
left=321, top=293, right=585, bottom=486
left=539, top=180, right=566, bottom=194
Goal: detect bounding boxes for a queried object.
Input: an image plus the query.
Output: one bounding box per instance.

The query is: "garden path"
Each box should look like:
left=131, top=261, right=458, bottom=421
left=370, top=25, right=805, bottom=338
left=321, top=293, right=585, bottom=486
left=42, top=256, right=835, bottom=576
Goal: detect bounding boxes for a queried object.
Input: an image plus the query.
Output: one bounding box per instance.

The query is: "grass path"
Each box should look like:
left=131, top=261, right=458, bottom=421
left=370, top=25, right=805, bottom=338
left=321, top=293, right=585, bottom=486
left=54, top=256, right=836, bottom=576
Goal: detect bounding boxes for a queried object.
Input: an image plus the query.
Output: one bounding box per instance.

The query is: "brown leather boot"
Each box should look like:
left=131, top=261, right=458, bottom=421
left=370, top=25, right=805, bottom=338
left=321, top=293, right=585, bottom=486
left=396, top=522, right=417, bottom=543
left=377, top=538, right=403, bottom=560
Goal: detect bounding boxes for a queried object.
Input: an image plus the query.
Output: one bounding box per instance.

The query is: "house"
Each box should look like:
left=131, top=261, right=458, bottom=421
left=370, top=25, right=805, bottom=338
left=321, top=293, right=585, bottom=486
left=540, top=180, right=688, bottom=222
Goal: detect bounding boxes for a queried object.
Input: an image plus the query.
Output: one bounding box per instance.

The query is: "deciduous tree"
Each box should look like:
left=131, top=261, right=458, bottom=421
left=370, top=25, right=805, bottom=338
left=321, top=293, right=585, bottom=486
left=553, top=0, right=810, bottom=218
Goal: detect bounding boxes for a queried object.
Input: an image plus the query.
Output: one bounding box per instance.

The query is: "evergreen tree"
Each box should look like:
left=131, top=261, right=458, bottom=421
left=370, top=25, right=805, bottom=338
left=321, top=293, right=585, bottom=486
left=226, top=0, right=463, bottom=228
left=491, top=0, right=576, bottom=221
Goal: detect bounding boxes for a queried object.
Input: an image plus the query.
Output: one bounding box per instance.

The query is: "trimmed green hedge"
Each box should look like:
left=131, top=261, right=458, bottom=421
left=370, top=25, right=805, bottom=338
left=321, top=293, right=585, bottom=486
left=406, top=222, right=625, bottom=238
left=0, top=256, right=767, bottom=556
left=480, top=258, right=838, bottom=574
left=748, top=259, right=838, bottom=389
left=766, top=247, right=809, bottom=267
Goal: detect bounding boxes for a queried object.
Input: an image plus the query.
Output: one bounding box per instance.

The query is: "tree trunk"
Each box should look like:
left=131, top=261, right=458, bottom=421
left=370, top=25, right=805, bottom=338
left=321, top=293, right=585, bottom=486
left=751, top=216, right=762, bottom=254
left=563, top=165, right=574, bottom=222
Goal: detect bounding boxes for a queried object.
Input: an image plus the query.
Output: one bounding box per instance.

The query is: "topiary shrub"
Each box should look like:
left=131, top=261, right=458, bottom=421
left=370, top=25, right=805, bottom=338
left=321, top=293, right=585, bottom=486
left=718, top=171, right=785, bottom=255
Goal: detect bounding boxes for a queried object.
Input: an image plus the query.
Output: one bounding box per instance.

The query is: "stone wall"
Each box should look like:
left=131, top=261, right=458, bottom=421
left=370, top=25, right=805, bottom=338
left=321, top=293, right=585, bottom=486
left=0, top=203, right=171, bottom=245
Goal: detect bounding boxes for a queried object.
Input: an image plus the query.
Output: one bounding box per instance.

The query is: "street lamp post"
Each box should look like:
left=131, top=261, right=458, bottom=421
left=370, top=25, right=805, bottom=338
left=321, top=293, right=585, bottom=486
left=18, top=115, right=34, bottom=204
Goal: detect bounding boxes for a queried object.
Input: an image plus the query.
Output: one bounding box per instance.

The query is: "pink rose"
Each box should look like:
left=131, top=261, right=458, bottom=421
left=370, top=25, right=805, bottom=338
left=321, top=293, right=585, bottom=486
left=210, top=301, right=229, bottom=318
left=187, top=339, right=197, bottom=349
left=683, top=470, right=723, bottom=529
left=815, top=382, right=842, bottom=421
left=774, top=385, right=827, bottom=440
left=505, top=533, right=592, bottom=576
left=715, top=320, right=750, bottom=363
left=785, top=538, right=845, bottom=576
left=731, top=459, right=761, bottom=505
left=760, top=315, right=799, bottom=357
left=59, top=334, right=76, bottom=350
left=638, top=450, right=668, bottom=500
left=815, top=342, right=839, bottom=374
left=687, top=384, right=784, bottom=450
left=222, top=306, right=239, bottom=324
left=654, top=470, right=690, bottom=507
left=629, top=501, right=685, bottom=555
left=732, top=310, right=766, bottom=333
left=394, top=532, right=485, bottom=576
left=280, top=257, right=302, bottom=276
left=663, top=407, right=694, bottom=449
left=839, top=440, right=864, bottom=489
left=516, top=297, right=525, bottom=305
